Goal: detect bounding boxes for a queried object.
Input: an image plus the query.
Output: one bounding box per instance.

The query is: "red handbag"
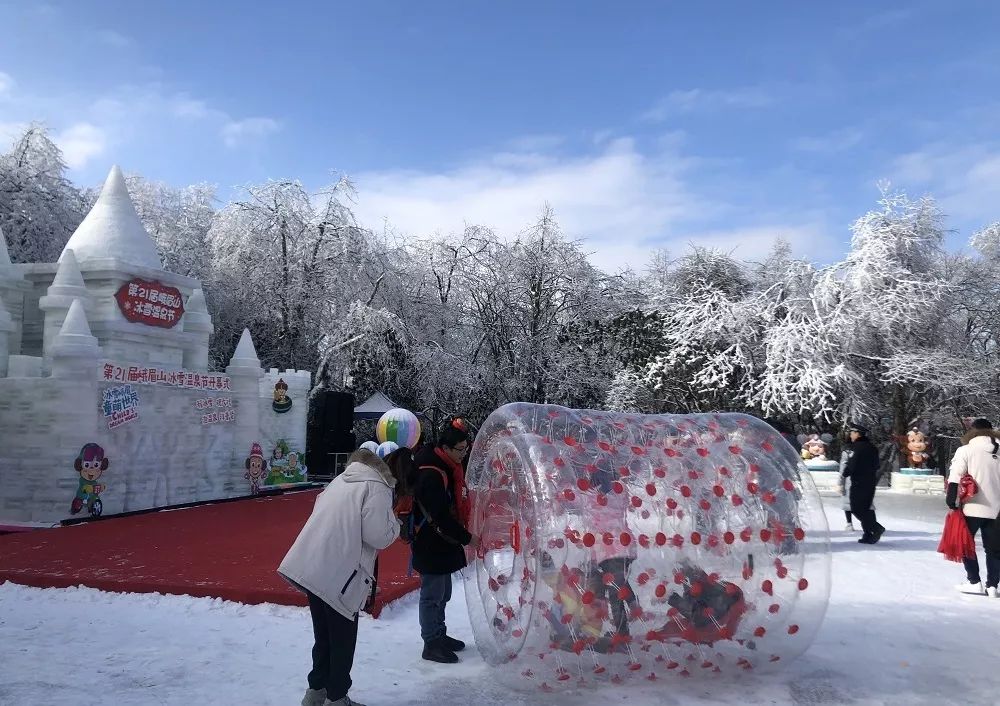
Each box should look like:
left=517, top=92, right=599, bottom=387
left=938, top=509, right=977, bottom=562
left=959, top=474, right=979, bottom=503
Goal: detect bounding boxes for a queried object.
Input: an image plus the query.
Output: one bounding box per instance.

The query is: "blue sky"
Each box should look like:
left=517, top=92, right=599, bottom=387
left=1, top=1, right=998, bottom=270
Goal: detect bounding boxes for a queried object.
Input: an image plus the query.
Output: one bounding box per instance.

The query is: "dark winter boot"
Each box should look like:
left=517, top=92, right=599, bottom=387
left=440, top=634, right=466, bottom=651
left=872, top=524, right=886, bottom=542
left=422, top=638, right=459, bottom=663
left=858, top=534, right=877, bottom=544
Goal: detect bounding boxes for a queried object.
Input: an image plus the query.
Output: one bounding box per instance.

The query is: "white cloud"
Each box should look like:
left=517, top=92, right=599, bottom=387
left=0, top=71, right=13, bottom=98
left=221, top=117, right=281, bottom=148
left=641, top=87, right=772, bottom=122
left=890, top=143, right=1000, bottom=230
left=352, top=137, right=832, bottom=272
left=53, top=122, right=107, bottom=168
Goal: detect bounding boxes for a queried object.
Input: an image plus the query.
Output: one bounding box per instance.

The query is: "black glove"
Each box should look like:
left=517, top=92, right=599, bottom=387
left=946, top=482, right=959, bottom=510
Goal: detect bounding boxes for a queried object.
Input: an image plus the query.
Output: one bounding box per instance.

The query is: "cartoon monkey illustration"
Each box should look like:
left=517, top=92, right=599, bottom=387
left=244, top=442, right=268, bottom=495
left=71, top=443, right=109, bottom=516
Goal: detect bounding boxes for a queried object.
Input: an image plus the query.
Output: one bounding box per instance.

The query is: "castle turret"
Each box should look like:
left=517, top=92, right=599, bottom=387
left=226, top=328, right=262, bottom=459
left=50, top=298, right=100, bottom=378
left=181, top=288, right=213, bottom=371
left=61, top=165, right=162, bottom=270
left=38, top=249, right=92, bottom=363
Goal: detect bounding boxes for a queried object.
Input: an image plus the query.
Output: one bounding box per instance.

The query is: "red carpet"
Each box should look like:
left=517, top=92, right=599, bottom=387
left=0, top=490, right=418, bottom=617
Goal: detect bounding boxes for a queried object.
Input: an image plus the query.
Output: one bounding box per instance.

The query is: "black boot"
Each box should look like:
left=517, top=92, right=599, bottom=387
left=872, top=524, right=885, bottom=542
left=422, top=638, right=459, bottom=663
left=439, top=635, right=466, bottom=652
left=858, top=534, right=876, bottom=544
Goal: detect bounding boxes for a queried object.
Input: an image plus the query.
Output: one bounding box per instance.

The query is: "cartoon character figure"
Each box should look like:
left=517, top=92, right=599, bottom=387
left=70, top=443, right=109, bottom=517
left=904, top=429, right=932, bottom=468
left=267, top=439, right=290, bottom=485
left=285, top=451, right=305, bottom=483
left=244, top=442, right=268, bottom=495
left=800, top=434, right=828, bottom=461
left=272, top=379, right=292, bottom=414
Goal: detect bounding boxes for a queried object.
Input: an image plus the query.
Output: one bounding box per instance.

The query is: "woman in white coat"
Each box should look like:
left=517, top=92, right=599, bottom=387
left=947, top=418, right=1000, bottom=597
left=279, top=448, right=403, bottom=706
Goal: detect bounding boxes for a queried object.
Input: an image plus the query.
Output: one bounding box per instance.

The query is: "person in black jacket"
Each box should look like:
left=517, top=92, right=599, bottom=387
left=843, top=423, right=886, bottom=544
left=410, top=420, right=474, bottom=663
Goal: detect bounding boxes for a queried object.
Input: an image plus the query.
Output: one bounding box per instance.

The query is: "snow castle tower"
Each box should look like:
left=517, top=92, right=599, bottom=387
left=0, top=166, right=310, bottom=525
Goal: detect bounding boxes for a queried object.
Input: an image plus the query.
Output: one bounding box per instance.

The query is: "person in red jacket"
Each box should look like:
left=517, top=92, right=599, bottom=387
left=411, top=418, right=475, bottom=663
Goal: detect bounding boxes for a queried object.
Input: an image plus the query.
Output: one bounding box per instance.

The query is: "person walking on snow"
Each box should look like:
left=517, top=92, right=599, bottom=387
left=947, top=418, right=1000, bottom=597
left=840, top=445, right=875, bottom=532
left=411, top=418, right=476, bottom=664
left=278, top=448, right=403, bottom=706
left=842, top=423, right=886, bottom=544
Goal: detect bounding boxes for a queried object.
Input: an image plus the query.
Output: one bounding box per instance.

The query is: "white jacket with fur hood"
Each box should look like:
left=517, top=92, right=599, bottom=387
left=949, top=428, right=1000, bottom=520
left=278, top=449, right=400, bottom=619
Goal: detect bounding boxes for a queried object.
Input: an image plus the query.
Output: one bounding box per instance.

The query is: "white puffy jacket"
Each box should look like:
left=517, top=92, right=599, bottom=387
left=948, top=431, right=1000, bottom=520
left=278, top=449, right=400, bottom=619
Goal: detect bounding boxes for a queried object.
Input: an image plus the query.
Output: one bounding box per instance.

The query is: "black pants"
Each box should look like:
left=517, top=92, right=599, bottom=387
left=850, top=507, right=882, bottom=537
left=963, top=516, right=1000, bottom=588
left=307, top=591, right=359, bottom=701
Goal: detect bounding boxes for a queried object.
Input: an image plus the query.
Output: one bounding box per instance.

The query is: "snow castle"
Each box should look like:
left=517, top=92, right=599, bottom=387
left=0, top=166, right=310, bottom=525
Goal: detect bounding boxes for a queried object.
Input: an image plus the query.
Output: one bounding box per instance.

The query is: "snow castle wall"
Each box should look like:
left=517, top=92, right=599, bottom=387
left=0, top=358, right=312, bottom=524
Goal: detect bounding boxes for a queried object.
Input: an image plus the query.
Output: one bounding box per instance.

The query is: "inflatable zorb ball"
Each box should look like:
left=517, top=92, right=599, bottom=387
left=464, top=404, right=830, bottom=690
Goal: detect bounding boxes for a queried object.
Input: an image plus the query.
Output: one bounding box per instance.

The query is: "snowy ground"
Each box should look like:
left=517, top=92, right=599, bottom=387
left=1, top=492, right=998, bottom=706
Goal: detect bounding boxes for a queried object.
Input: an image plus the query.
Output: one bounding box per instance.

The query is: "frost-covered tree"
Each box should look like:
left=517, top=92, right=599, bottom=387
left=120, top=176, right=216, bottom=279
left=460, top=205, right=625, bottom=406
left=313, top=302, right=412, bottom=404
left=0, top=124, right=85, bottom=262
left=804, top=190, right=954, bottom=430
left=207, top=177, right=375, bottom=370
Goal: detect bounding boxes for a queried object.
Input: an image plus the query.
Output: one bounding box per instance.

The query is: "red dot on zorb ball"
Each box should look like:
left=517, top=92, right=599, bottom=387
left=762, top=580, right=773, bottom=595
left=655, top=532, right=667, bottom=546
left=760, top=529, right=772, bottom=542
left=699, top=499, right=711, bottom=511
left=680, top=485, right=692, bottom=497
left=798, top=578, right=809, bottom=591
left=731, top=494, right=744, bottom=506
left=788, top=624, right=800, bottom=634
left=618, top=586, right=632, bottom=600
left=655, top=584, right=667, bottom=598
left=696, top=448, right=709, bottom=457
left=631, top=496, right=643, bottom=508
left=747, top=482, right=759, bottom=495
left=603, top=532, right=614, bottom=545
left=666, top=498, right=678, bottom=509
left=769, top=603, right=780, bottom=614
left=596, top=493, right=608, bottom=507
left=723, top=531, right=735, bottom=544
left=577, top=478, right=590, bottom=491
left=563, top=489, right=575, bottom=500
left=646, top=483, right=657, bottom=496
left=782, top=479, right=795, bottom=491
left=582, top=591, right=594, bottom=605
left=612, top=481, right=625, bottom=494
left=620, top=532, right=633, bottom=546
left=637, top=572, right=650, bottom=585
left=713, top=484, right=725, bottom=497
left=603, top=572, right=615, bottom=585
left=754, top=626, right=766, bottom=637
left=794, top=528, right=805, bottom=540
left=583, top=533, right=596, bottom=547
left=690, top=532, right=702, bottom=545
